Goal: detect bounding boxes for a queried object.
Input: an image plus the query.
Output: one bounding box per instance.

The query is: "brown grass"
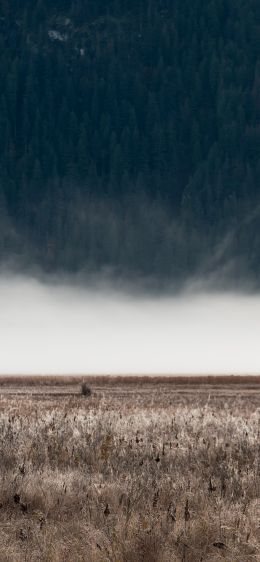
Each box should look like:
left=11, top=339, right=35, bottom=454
left=0, top=382, right=258, bottom=561
left=0, top=374, right=260, bottom=386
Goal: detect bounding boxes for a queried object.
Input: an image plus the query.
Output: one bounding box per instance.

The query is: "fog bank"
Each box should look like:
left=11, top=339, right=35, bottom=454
left=0, top=276, right=259, bottom=375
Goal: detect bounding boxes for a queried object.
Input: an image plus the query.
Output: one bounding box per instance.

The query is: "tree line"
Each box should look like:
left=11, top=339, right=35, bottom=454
left=0, top=0, right=259, bottom=285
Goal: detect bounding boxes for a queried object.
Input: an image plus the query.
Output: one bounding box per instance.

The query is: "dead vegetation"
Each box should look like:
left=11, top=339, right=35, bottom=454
left=0, top=383, right=258, bottom=561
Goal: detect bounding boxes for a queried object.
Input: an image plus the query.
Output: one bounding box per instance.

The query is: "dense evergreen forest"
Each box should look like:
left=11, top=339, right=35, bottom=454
left=0, top=0, right=259, bottom=286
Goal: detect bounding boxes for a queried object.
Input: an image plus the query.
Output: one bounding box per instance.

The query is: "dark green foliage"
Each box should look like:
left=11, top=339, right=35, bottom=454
left=0, top=0, right=259, bottom=285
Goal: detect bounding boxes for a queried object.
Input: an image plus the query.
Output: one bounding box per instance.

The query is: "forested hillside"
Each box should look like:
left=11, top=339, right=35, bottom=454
left=0, top=0, right=259, bottom=286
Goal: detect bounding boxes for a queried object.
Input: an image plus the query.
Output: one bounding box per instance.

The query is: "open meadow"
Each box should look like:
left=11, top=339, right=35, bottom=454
left=0, top=377, right=259, bottom=562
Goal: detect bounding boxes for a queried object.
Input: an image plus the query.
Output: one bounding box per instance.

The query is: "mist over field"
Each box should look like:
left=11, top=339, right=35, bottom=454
left=0, top=275, right=259, bottom=376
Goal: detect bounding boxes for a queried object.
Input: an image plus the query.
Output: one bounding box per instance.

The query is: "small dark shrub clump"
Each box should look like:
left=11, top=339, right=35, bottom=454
left=81, top=382, right=92, bottom=397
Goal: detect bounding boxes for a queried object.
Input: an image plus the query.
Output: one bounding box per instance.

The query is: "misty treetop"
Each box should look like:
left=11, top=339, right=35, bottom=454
left=0, top=0, right=259, bottom=284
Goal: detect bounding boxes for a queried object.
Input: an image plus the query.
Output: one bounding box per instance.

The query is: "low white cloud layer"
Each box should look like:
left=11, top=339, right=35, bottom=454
left=0, top=276, right=259, bottom=375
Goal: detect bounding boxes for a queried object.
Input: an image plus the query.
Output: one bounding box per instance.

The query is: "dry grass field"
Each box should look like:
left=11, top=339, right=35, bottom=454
left=0, top=377, right=259, bottom=562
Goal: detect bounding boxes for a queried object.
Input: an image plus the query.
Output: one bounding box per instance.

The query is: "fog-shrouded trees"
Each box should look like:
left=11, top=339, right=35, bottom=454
left=0, top=0, right=259, bottom=285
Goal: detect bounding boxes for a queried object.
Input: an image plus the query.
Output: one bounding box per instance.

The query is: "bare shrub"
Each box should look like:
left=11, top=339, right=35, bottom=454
left=81, top=382, right=92, bottom=397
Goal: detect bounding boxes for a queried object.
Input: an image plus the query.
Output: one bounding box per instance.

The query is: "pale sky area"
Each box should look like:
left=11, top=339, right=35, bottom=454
left=0, top=276, right=259, bottom=375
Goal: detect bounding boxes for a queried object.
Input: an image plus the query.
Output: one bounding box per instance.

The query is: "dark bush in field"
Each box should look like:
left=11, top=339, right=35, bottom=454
left=81, top=382, right=92, bottom=397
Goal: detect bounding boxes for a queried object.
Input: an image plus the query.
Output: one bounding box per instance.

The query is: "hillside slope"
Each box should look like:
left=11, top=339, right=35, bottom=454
left=0, top=0, right=259, bottom=285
